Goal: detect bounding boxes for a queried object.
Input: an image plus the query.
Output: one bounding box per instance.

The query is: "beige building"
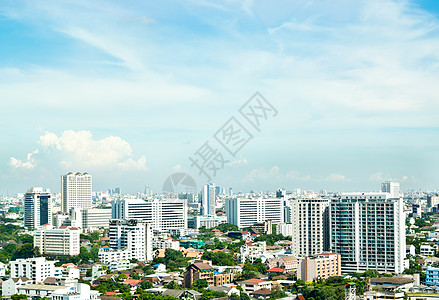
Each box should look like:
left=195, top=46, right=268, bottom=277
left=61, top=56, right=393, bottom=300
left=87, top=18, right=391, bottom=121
left=297, top=252, right=341, bottom=281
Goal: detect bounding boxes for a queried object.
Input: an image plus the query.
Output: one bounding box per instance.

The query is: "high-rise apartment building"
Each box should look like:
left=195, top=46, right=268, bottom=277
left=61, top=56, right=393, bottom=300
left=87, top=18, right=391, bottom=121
left=68, top=207, right=112, bottom=232
left=330, top=182, right=407, bottom=273
left=291, top=198, right=330, bottom=257
left=202, top=183, right=216, bottom=216
left=24, top=187, right=52, bottom=230
left=108, top=219, right=152, bottom=261
left=112, top=198, right=187, bottom=230
left=34, top=224, right=80, bottom=256
left=225, top=197, right=284, bottom=228
left=61, top=172, right=92, bottom=213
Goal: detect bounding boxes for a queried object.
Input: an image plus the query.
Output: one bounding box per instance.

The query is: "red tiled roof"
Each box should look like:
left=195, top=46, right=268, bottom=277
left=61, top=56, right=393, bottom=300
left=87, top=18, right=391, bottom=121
left=298, top=295, right=305, bottom=300
left=251, top=288, right=272, bottom=295
left=106, top=292, right=119, bottom=295
left=267, top=267, right=285, bottom=272
left=123, top=279, right=141, bottom=286
left=242, top=278, right=267, bottom=284
left=319, top=252, right=337, bottom=256
left=100, top=237, right=110, bottom=241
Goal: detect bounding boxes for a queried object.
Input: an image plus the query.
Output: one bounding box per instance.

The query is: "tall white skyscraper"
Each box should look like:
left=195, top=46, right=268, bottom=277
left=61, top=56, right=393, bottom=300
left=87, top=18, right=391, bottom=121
left=202, top=183, right=216, bottom=216
left=225, top=197, right=284, bottom=228
left=330, top=182, right=407, bottom=273
left=61, top=172, right=92, bottom=213
left=112, top=198, right=187, bottom=230
left=291, top=198, right=330, bottom=257
left=24, top=187, right=52, bottom=230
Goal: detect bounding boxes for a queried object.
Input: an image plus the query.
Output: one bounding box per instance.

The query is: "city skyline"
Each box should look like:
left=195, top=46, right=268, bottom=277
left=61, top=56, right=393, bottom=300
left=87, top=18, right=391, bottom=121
left=2, top=1, right=439, bottom=194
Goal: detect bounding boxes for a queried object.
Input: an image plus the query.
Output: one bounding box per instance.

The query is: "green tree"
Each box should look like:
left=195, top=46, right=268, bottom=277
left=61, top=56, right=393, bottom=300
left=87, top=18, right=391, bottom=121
left=11, top=295, right=28, bottom=300
left=140, top=280, right=153, bottom=289
left=164, top=280, right=181, bottom=289
left=193, top=279, right=209, bottom=291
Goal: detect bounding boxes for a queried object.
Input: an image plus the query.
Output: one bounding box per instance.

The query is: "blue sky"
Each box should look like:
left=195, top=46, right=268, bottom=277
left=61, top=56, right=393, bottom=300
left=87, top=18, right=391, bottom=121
left=1, top=0, right=439, bottom=194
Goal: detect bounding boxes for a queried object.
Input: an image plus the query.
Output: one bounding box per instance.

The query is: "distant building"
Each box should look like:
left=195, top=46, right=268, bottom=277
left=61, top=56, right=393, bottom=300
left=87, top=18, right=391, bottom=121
left=61, top=172, right=92, bottom=213
left=202, top=183, right=216, bottom=216
left=24, top=187, right=52, bottom=229
left=226, top=197, right=284, bottom=228
left=188, top=215, right=227, bottom=229
left=2, top=277, right=32, bottom=297
left=291, top=198, right=330, bottom=257
left=238, top=279, right=272, bottom=293
left=297, top=252, right=341, bottom=282
left=180, top=240, right=205, bottom=249
left=68, top=207, right=112, bottom=232
left=10, top=257, right=56, bottom=283
left=112, top=198, right=187, bottom=230
left=152, top=238, right=180, bottom=251
left=239, top=241, right=266, bottom=263
left=276, top=223, right=293, bottom=237
left=183, top=260, right=236, bottom=288
left=34, top=224, right=80, bottom=256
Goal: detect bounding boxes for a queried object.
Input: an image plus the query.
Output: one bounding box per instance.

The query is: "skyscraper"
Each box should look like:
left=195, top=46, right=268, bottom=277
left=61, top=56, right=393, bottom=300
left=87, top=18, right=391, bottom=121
left=330, top=182, right=407, bottom=273
left=201, top=183, right=216, bottom=216
left=291, top=198, right=330, bottom=257
left=24, top=187, right=52, bottom=230
left=61, top=172, right=92, bottom=213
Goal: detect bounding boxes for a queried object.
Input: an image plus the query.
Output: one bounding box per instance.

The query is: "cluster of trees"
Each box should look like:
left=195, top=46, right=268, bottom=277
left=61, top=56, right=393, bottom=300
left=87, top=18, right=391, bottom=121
left=254, top=233, right=288, bottom=246
left=296, top=276, right=364, bottom=300
left=152, top=249, right=190, bottom=271
left=201, top=249, right=236, bottom=266
left=0, top=223, right=38, bottom=263
left=238, top=258, right=267, bottom=280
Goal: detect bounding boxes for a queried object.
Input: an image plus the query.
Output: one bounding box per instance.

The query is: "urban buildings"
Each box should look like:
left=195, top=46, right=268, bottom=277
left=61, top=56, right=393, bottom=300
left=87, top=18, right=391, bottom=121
left=24, top=187, right=52, bottom=229
left=329, top=182, right=407, bottom=273
left=61, top=172, right=92, bottom=213
left=108, top=219, right=152, bottom=261
left=225, top=197, right=284, bottom=228
left=426, top=267, right=439, bottom=286
left=112, top=198, right=187, bottom=230
left=291, top=198, right=330, bottom=257
left=51, top=282, right=100, bottom=300
left=188, top=215, right=227, bottom=229
left=276, top=223, right=293, bottom=237
left=10, top=257, right=56, bottom=283
left=297, top=252, right=341, bottom=281
left=239, top=241, right=266, bottom=263
left=34, top=224, right=80, bottom=256
left=201, top=183, right=216, bottom=216
left=68, top=207, right=112, bottom=232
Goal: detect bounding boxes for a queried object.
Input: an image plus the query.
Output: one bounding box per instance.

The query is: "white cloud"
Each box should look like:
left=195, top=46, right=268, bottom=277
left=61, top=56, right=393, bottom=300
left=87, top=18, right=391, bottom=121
left=38, top=130, right=148, bottom=171
left=9, top=149, right=39, bottom=170
left=325, top=173, right=350, bottom=182
left=369, top=172, right=409, bottom=182
left=228, top=157, right=248, bottom=166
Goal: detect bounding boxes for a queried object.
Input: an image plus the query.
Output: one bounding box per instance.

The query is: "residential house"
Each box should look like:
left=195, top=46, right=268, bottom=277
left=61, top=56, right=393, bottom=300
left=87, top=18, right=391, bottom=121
left=238, top=278, right=272, bottom=293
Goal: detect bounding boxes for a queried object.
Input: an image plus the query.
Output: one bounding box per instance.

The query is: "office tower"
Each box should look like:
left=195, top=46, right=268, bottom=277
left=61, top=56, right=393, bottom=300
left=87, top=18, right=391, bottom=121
left=225, top=197, right=284, bottom=228
left=61, top=172, right=92, bottom=213
left=202, top=183, right=216, bottom=216
left=109, top=219, right=152, bottom=261
left=291, top=198, right=330, bottom=257
left=68, top=207, right=112, bottom=232
left=24, top=187, right=52, bottom=230
left=10, top=257, right=56, bottom=283
left=330, top=182, right=406, bottom=273
left=34, top=224, right=80, bottom=256
left=112, top=198, right=187, bottom=230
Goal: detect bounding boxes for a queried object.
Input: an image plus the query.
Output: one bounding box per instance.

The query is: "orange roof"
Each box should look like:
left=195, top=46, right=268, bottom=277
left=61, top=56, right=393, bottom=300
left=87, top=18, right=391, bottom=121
left=267, top=267, right=285, bottom=272
left=123, top=279, right=141, bottom=286
left=242, top=278, right=267, bottom=284
left=100, top=237, right=110, bottom=241
left=319, top=252, right=337, bottom=256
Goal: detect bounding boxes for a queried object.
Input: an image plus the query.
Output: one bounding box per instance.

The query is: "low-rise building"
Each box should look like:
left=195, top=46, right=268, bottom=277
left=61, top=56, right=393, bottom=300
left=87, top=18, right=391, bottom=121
left=152, top=238, right=180, bottom=250
left=10, top=257, right=56, bottom=283
left=52, top=282, right=100, bottom=300
left=297, top=253, right=341, bottom=282
left=421, top=244, right=437, bottom=256
left=239, top=241, right=266, bottom=263
left=238, top=278, right=272, bottom=293
left=17, top=284, right=68, bottom=298
left=426, top=267, right=439, bottom=286
left=184, top=261, right=214, bottom=288
left=2, top=277, right=32, bottom=297
left=180, top=240, right=205, bottom=249
left=364, top=289, right=405, bottom=300
left=98, top=247, right=132, bottom=264
left=369, top=277, right=415, bottom=290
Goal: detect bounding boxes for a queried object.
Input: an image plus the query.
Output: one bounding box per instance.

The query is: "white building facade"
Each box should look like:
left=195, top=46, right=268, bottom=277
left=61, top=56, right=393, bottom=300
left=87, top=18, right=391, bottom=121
left=225, top=197, right=284, bottom=228
left=10, top=257, right=56, bottom=283
left=291, top=198, right=330, bottom=257
left=329, top=182, right=407, bottom=273
left=108, top=219, right=153, bottom=261
left=61, top=172, right=92, bottom=213
left=202, top=183, right=216, bottom=216
left=111, top=198, right=187, bottom=230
